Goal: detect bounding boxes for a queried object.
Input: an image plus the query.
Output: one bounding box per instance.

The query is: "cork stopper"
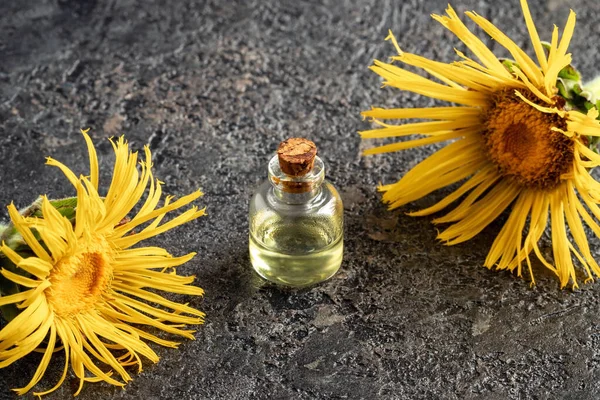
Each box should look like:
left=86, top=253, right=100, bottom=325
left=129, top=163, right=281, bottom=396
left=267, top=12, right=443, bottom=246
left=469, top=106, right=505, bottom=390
left=277, top=138, right=317, bottom=177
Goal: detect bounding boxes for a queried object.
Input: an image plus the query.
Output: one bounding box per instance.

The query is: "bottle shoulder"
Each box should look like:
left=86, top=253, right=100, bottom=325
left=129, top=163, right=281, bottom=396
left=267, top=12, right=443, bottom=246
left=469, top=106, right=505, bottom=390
left=250, top=179, right=343, bottom=216
left=322, top=180, right=341, bottom=198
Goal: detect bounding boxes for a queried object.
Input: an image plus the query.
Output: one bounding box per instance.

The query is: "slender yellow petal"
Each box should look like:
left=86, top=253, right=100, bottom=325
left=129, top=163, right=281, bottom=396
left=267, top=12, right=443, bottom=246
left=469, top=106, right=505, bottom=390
left=360, top=118, right=479, bottom=139
left=391, top=52, right=498, bottom=92
left=467, top=11, right=544, bottom=88
left=0, top=242, right=23, bottom=265
left=114, top=252, right=196, bottom=270
left=45, top=158, right=79, bottom=188
left=13, top=325, right=56, bottom=395
left=386, top=157, right=488, bottom=210
left=557, top=11, right=576, bottom=61
left=564, top=183, right=600, bottom=279
left=437, top=180, right=521, bottom=245
left=520, top=0, right=548, bottom=71
left=431, top=170, right=502, bottom=224
left=547, top=25, right=560, bottom=71
left=33, top=321, right=70, bottom=397
left=0, top=288, right=35, bottom=307
left=0, top=269, right=42, bottom=288
left=550, top=190, right=577, bottom=288
left=0, top=312, right=53, bottom=368
left=370, top=60, right=488, bottom=106
left=113, top=284, right=204, bottom=317
left=432, top=5, right=510, bottom=78
left=14, top=257, right=52, bottom=280
left=408, top=165, right=499, bottom=217
left=361, top=106, right=480, bottom=121
left=363, top=130, right=468, bottom=155
left=112, top=190, right=204, bottom=237
left=81, top=128, right=99, bottom=190
left=7, top=203, right=51, bottom=262
left=511, top=68, right=553, bottom=104
left=113, top=207, right=206, bottom=248
left=485, top=192, right=532, bottom=272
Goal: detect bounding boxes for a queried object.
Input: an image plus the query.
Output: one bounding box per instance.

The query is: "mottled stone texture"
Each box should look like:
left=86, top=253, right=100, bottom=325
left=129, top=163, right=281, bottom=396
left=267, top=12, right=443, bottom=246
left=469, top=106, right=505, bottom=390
left=1, top=0, right=600, bottom=399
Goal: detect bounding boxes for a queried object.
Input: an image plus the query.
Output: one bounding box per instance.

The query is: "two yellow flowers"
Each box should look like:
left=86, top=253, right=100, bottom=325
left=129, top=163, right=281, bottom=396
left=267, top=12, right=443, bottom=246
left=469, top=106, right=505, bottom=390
left=4, top=0, right=600, bottom=396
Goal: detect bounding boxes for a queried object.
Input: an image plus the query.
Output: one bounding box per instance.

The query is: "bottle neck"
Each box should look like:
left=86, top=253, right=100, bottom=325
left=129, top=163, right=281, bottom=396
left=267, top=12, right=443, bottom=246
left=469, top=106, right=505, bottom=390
left=268, top=155, right=325, bottom=204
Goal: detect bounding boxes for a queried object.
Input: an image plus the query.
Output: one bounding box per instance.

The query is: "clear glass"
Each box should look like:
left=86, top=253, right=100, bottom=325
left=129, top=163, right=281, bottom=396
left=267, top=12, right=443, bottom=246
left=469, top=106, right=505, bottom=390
left=249, top=155, right=344, bottom=287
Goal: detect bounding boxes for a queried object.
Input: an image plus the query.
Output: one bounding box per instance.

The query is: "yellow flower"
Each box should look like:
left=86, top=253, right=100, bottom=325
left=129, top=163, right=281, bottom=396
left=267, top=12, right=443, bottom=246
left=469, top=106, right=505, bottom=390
left=361, top=0, right=600, bottom=288
left=0, top=130, right=206, bottom=396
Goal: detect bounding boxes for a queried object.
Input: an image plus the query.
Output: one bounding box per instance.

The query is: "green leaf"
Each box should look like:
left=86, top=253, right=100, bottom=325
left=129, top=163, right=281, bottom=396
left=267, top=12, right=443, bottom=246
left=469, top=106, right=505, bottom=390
left=501, top=59, right=516, bottom=73
left=558, top=64, right=581, bottom=81
left=557, top=80, right=569, bottom=99
left=52, top=197, right=77, bottom=220
left=30, top=197, right=78, bottom=221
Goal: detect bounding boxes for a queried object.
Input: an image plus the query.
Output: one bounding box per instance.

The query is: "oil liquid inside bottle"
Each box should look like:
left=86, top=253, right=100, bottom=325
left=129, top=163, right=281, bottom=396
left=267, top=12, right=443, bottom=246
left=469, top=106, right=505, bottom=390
left=249, top=214, right=343, bottom=287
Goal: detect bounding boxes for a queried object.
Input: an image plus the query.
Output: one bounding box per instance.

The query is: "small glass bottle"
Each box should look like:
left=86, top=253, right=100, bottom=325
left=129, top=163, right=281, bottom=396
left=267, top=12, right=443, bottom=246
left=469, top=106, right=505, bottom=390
left=249, top=138, right=344, bottom=287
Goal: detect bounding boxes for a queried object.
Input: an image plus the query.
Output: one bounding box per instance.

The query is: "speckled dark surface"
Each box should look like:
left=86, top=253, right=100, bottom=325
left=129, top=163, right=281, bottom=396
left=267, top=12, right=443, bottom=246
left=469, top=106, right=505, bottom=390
left=2, top=0, right=600, bottom=399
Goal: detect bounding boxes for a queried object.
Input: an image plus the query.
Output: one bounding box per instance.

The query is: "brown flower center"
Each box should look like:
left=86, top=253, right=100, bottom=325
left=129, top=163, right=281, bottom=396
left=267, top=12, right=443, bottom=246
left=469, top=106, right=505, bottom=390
left=47, top=239, right=113, bottom=317
left=482, top=88, right=573, bottom=190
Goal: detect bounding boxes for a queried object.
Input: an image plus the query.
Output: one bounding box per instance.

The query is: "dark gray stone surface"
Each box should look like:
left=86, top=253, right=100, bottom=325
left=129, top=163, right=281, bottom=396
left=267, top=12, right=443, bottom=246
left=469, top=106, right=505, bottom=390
left=2, top=0, right=600, bottom=398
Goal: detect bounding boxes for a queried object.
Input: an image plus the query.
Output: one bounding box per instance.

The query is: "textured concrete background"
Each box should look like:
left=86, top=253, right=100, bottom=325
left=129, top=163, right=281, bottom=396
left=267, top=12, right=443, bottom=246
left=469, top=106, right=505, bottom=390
left=2, top=0, right=600, bottom=399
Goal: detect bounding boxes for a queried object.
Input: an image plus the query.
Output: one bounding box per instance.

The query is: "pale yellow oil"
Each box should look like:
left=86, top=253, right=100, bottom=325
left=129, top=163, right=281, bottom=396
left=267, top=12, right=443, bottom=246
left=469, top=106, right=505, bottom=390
left=249, top=216, right=343, bottom=287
